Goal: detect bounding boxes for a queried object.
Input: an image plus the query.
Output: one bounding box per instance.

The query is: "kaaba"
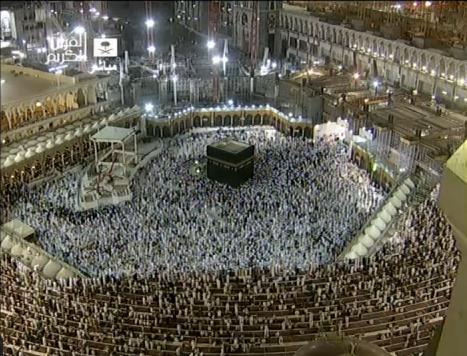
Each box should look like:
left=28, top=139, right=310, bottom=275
left=207, top=140, right=254, bottom=187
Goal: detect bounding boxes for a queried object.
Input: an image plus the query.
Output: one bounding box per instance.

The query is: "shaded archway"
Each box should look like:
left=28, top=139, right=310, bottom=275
left=253, top=114, right=261, bottom=125
left=172, top=123, right=180, bottom=135
left=193, top=116, right=201, bottom=127
left=162, top=126, right=170, bottom=137
left=214, top=115, right=223, bottom=126
left=76, top=88, right=86, bottom=108
left=201, top=116, right=210, bottom=127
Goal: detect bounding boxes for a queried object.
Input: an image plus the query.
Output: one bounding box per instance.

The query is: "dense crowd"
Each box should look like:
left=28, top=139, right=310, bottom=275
left=7, top=128, right=384, bottom=278
left=1, top=188, right=459, bottom=355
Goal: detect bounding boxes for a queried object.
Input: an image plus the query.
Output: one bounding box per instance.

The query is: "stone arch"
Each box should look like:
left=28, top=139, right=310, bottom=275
left=241, top=13, right=248, bottom=26
left=387, top=43, right=393, bottom=59
left=154, top=126, right=162, bottom=138
left=394, top=46, right=401, bottom=63
left=44, top=96, right=54, bottom=117
left=245, top=114, right=252, bottom=125
left=326, top=26, right=331, bottom=42
left=337, top=30, right=342, bottom=45
left=332, top=28, right=337, bottom=44
left=378, top=40, right=385, bottom=57
left=308, top=22, right=313, bottom=36
left=87, top=85, right=97, bottom=104
left=304, top=126, right=312, bottom=138
left=172, top=123, right=179, bottom=135
left=344, top=31, right=349, bottom=47
left=76, top=88, right=86, bottom=108
left=357, top=34, right=363, bottom=49
left=299, top=19, right=303, bottom=33
left=263, top=115, right=271, bottom=125
left=214, top=115, right=222, bottom=126
left=224, top=115, right=231, bottom=126
left=193, top=116, right=201, bottom=127
left=201, top=115, right=210, bottom=127
left=162, top=126, right=170, bottom=137
left=439, top=59, right=446, bottom=77
left=180, top=119, right=186, bottom=132
left=420, top=53, right=427, bottom=71
left=294, top=17, right=298, bottom=32
left=284, top=16, right=289, bottom=30
left=428, top=56, right=437, bottom=74
left=447, top=62, right=456, bottom=80
left=233, top=115, right=240, bottom=126
left=295, top=126, right=303, bottom=137
left=372, top=39, right=377, bottom=54
left=364, top=37, right=370, bottom=52
left=410, top=50, right=418, bottom=68
left=253, top=114, right=261, bottom=125
left=403, top=48, right=410, bottom=64
left=458, top=63, right=466, bottom=83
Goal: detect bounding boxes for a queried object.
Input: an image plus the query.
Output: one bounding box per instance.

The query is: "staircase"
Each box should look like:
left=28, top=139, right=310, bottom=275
left=365, top=170, right=438, bottom=257
left=340, top=168, right=438, bottom=260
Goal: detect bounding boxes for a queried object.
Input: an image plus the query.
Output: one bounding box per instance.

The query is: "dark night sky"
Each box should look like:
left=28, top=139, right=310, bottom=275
left=108, top=1, right=175, bottom=56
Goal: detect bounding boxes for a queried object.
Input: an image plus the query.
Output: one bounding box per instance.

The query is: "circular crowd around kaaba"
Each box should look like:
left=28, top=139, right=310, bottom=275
left=6, top=128, right=385, bottom=278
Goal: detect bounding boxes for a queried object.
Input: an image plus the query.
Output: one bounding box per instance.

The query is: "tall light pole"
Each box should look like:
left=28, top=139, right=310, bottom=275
left=171, top=45, right=177, bottom=106
left=145, top=18, right=155, bottom=62
left=145, top=0, right=155, bottom=63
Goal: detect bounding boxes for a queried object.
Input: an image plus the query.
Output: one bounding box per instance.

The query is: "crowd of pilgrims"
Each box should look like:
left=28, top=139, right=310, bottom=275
left=4, top=129, right=386, bottom=278
left=0, top=187, right=459, bottom=355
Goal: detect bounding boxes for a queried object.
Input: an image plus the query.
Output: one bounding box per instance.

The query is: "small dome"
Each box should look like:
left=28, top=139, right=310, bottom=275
left=25, top=148, right=35, bottom=158
left=35, top=144, right=45, bottom=154
left=371, top=218, right=387, bottom=231
left=394, top=190, right=407, bottom=202
left=377, top=211, right=392, bottom=224
left=345, top=250, right=358, bottom=259
left=390, top=196, right=402, bottom=208
left=404, top=178, right=415, bottom=189
left=14, top=151, right=25, bottom=163
left=55, top=135, right=64, bottom=145
left=4, top=155, right=15, bottom=167
left=83, top=125, right=91, bottom=133
left=352, top=243, right=368, bottom=257
left=92, top=121, right=100, bottom=129
left=383, top=202, right=397, bottom=216
left=365, top=225, right=381, bottom=240
left=399, top=183, right=411, bottom=195
left=75, top=128, right=83, bottom=137
left=46, top=140, right=55, bottom=149
left=359, top=234, right=375, bottom=248
left=65, top=132, right=74, bottom=141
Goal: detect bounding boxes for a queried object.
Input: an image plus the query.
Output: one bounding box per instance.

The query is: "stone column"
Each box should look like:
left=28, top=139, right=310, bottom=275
left=437, top=142, right=467, bottom=356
